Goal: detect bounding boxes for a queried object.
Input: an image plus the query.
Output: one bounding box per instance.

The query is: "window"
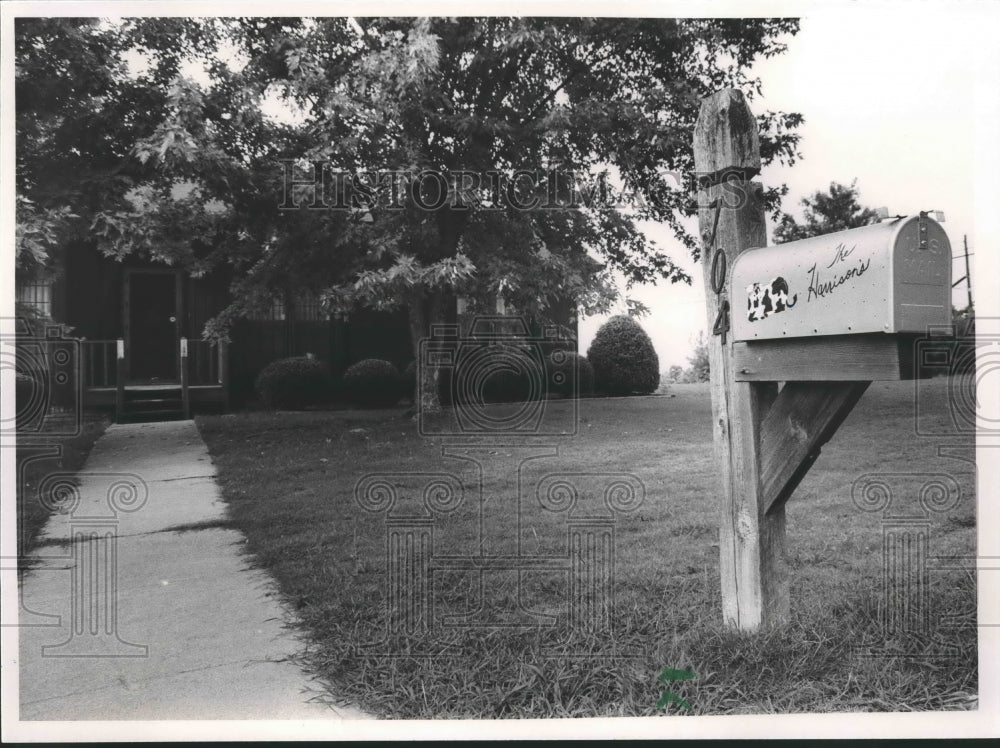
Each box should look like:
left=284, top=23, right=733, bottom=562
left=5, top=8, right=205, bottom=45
left=294, top=292, right=327, bottom=321
left=248, top=292, right=331, bottom=322
left=16, top=280, right=53, bottom=318
left=249, top=294, right=286, bottom=321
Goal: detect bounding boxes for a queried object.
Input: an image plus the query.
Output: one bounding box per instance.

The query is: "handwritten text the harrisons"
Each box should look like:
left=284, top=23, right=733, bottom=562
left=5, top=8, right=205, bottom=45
left=807, top=244, right=871, bottom=301
left=826, top=242, right=855, bottom=268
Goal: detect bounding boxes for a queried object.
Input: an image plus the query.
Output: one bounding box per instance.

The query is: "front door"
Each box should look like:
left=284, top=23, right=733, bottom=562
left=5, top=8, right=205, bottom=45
left=126, top=271, right=180, bottom=383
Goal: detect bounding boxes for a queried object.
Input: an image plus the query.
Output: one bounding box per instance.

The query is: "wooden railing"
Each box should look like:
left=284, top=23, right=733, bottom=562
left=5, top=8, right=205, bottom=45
left=83, top=339, right=226, bottom=388
left=115, top=339, right=125, bottom=420
left=81, top=340, right=120, bottom=389
left=186, top=339, right=224, bottom=385
left=184, top=338, right=229, bottom=413
left=84, top=337, right=228, bottom=418
left=180, top=338, right=190, bottom=419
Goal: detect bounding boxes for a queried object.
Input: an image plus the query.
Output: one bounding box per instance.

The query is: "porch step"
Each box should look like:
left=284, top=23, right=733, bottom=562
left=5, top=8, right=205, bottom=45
left=117, top=409, right=186, bottom=424
left=116, top=386, right=186, bottom=424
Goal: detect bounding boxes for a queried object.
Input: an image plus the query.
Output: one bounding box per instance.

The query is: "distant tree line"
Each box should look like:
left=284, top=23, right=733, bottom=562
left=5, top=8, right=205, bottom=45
left=661, top=331, right=710, bottom=385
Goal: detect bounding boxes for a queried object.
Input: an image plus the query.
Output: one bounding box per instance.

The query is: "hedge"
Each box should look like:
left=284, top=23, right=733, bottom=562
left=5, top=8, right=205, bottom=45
left=255, top=356, right=330, bottom=410
left=342, top=358, right=401, bottom=408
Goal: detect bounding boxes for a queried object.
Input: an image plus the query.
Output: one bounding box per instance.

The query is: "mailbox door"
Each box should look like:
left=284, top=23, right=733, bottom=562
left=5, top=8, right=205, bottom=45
left=891, top=217, right=952, bottom=333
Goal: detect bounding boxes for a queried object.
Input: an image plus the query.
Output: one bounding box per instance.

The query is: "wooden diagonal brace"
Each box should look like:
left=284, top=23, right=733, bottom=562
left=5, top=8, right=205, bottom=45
left=759, top=381, right=871, bottom=516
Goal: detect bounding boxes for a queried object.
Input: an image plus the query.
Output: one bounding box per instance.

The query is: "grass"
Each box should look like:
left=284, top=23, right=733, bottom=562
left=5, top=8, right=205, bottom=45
left=196, top=378, right=977, bottom=717
left=17, top=414, right=110, bottom=563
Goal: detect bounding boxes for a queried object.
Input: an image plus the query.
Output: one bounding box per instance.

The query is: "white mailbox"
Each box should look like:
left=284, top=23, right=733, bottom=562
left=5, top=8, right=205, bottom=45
left=730, top=214, right=952, bottom=342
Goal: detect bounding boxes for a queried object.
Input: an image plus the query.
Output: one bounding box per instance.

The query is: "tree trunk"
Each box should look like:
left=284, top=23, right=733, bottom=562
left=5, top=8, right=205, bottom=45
left=407, top=208, right=470, bottom=413
left=408, top=289, right=446, bottom=413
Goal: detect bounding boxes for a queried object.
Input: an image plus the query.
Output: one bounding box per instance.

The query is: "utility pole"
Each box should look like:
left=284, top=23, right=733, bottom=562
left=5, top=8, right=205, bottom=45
left=953, top=235, right=974, bottom=313
left=963, top=235, right=973, bottom=312
left=951, top=235, right=974, bottom=337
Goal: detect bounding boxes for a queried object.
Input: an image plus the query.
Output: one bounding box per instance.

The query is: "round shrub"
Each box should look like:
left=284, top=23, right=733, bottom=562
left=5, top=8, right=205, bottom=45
left=342, top=358, right=401, bottom=408
left=15, top=372, right=38, bottom=422
left=255, top=356, right=330, bottom=410
left=481, top=366, right=534, bottom=404
left=576, top=356, right=595, bottom=396
left=399, top=361, right=417, bottom=402
left=441, top=343, right=539, bottom=406
left=15, top=371, right=35, bottom=402
left=586, top=315, right=660, bottom=395
left=547, top=350, right=594, bottom=398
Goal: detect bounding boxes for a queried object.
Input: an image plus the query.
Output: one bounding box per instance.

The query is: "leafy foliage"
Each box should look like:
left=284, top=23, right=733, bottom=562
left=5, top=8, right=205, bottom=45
left=342, top=359, right=401, bottom=408
left=664, top=365, right=685, bottom=384
left=15, top=373, right=37, bottom=427
left=13, top=18, right=213, bottom=279
left=587, top=315, right=660, bottom=395
left=438, top=343, right=537, bottom=406
left=16, top=18, right=804, bottom=408
left=773, top=180, right=881, bottom=243
left=549, top=351, right=595, bottom=398
left=254, top=356, right=330, bottom=410
left=953, top=303, right=975, bottom=337
left=683, top=331, right=711, bottom=383
left=15, top=197, right=77, bottom=276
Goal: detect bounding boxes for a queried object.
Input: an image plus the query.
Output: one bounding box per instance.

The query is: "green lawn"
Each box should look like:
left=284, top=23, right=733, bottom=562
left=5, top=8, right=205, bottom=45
left=197, top=378, right=977, bottom=718
left=17, top=415, right=110, bottom=562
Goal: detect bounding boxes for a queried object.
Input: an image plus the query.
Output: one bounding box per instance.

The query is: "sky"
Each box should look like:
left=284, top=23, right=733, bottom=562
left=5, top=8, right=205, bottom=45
left=579, top=7, right=988, bottom=370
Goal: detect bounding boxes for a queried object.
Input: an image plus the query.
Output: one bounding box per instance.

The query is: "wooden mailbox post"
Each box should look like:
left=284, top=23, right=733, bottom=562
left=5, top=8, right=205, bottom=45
left=693, top=89, right=952, bottom=630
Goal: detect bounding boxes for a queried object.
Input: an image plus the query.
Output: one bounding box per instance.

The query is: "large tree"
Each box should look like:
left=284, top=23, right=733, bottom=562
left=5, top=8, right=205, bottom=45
left=14, top=18, right=233, bottom=277
left=773, top=179, right=881, bottom=243
left=15, top=18, right=134, bottom=280
left=17, top=17, right=805, bottom=410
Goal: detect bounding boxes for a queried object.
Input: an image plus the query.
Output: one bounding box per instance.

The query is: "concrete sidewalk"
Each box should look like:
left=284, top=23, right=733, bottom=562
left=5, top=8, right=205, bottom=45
left=18, top=420, right=369, bottom=721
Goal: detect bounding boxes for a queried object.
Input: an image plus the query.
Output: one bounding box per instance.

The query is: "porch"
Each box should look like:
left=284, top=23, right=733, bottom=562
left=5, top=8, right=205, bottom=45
left=81, top=338, right=228, bottom=422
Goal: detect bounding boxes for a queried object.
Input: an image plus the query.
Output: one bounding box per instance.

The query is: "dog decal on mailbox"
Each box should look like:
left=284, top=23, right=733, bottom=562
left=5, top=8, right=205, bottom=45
left=747, top=277, right=797, bottom=322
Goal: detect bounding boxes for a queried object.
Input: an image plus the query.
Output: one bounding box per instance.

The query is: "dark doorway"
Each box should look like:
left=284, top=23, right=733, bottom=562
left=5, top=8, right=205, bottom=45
left=126, top=272, right=180, bottom=382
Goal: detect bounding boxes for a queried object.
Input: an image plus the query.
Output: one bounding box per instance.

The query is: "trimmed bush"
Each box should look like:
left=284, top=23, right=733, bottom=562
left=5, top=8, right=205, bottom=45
left=15, top=372, right=37, bottom=424
left=576, top=356, right=595, bottom=397
left=548, top=350, right=594, bottom=398
left=255, top=356, right=330, bottom=410
left=399, top=361, right=417, bottom=402
left=586, top=315, right=660, bottom=395
left=442, top=343, right=538, bottom=405
left=342, top=358, right=401, bottom=408
left=15, top=371, right=35, bottom=401
left=481, top=362, right=534, bottom=404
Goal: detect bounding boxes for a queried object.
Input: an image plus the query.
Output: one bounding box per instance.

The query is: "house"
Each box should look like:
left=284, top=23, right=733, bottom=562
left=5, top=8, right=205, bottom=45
left=15, top=241, right=578, bottom=422
left=16, top=240, right=413, bottom=421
